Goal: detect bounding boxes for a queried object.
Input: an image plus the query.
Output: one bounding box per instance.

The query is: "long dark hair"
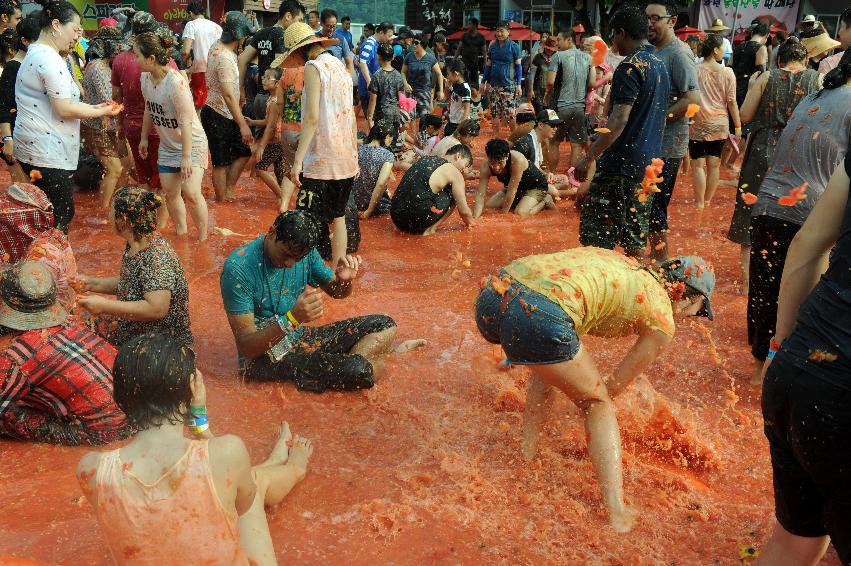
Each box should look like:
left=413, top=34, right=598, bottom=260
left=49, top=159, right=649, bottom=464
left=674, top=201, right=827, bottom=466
left=113, top=333, right=196, bottom=430
left=698, top=33, right=723, bottom=59
left=33, top=0, right=79, bottom=30
left=776, top=36, right=808, bottom=67
left=820, top=49, right=851, bottom=93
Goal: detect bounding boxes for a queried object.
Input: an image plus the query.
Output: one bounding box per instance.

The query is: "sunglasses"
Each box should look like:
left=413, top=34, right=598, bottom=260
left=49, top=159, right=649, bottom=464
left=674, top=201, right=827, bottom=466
left=413, top=39, right=421, bottom=45
left=647, top=14, right=673, bottom=23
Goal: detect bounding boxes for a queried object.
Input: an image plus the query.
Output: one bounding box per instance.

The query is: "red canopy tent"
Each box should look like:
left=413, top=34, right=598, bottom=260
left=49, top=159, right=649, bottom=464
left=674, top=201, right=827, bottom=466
left=445, top=25, right=493, bottom=42
left=675, top=26, right=706, bottom=40
left=506, top=21, right=540, bottom=41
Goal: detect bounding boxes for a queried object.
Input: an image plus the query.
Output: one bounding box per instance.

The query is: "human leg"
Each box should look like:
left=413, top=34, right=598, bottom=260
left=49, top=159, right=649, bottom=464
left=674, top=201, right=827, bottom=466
left=486, top=190, right=507, bottom=209
left=159, top=171, right=188, bottom=236
left=692, top=157, right=707, bottom=208
left=19, top=163, right=75, bottom=232
left=755, top=525, right=829, bottom=566
left=647, top=157, right=681, bottom=261
left=513, top=189, right=549, bottom=217
left=521, top=374, right=555, bottom=461
left=705, top=155, right=722, bottom=205
left=181, top=166, right=209, bottom=241
left=98, top=154, right=124, bottom=210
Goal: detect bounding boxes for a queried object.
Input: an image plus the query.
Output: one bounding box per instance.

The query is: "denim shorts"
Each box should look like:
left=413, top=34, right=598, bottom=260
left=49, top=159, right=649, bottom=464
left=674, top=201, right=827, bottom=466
left=157, top=164, right=181, bottom=174
left=475, top=275, right=580, bottom=365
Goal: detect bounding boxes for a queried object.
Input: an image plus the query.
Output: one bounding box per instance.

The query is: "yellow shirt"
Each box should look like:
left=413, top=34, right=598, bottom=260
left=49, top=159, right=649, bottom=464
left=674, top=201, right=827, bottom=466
left=503, top=247, right=675, bottom=338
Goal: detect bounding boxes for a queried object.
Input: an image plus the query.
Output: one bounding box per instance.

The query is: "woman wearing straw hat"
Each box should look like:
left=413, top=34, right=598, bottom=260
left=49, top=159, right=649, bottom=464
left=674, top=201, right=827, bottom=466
left=273, top=21, right=358, bottom=269
left=801, top=29, right=841, bottom=72
left=703, top=18, right=732, bottom=65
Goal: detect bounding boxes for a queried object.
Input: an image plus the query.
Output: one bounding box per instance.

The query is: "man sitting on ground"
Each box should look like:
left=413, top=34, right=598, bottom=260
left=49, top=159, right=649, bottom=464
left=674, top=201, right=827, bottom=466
left=220, top=210, right=424, bottom=393
left=474, top=138, right=555, bottom=218
left=0, top=261, right=131, bottom=445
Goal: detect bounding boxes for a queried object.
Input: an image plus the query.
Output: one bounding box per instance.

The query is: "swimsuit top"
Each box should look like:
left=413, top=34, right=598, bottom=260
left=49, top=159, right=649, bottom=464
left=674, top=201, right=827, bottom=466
left=492, top=152, right=548, bottom=193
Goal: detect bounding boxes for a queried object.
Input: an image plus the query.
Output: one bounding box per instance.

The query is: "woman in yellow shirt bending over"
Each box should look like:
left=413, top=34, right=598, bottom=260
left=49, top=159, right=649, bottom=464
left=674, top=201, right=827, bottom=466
left=475, top=247, right=715, bottom=533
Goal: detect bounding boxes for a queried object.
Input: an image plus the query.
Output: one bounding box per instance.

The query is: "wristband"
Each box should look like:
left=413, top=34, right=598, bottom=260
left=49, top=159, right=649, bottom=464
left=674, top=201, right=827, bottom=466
left=766, top=348, right=777, bottom=361
left=767, top=338, right=781, bottom=361
left=190, top=404, right=207, bottom=416
left=192, top=414, right=209, bottom=426
left=286, top=310, right=299, bottom=327
left=275, top=313, right=292, bottom=334
left=2, top=136, right=11, bottom=142
left=191, top=422, right=210, bottom=434
left=734, top=126, right=742, bottom=135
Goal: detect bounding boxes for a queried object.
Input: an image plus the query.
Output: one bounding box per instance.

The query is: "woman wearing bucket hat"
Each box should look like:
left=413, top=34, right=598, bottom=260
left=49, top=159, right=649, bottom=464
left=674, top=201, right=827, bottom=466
left=801, top=29, right=841, bottom=71
left=200, top=11, right=254, bottom=203
left=273, top=21, right=358, bottom=268
left=81, top=25, right=132, bottom=210
left=474, top=247, right=715, bottom=532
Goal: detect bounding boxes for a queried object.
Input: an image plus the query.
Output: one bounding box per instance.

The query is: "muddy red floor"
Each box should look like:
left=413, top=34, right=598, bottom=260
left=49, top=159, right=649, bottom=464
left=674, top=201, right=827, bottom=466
left=0, top=140, right=842, bottom=565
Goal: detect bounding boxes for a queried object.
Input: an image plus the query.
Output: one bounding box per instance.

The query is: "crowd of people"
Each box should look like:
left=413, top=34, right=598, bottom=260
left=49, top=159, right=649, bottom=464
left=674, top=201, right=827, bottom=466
left=0, top=0, right=850, bottom=562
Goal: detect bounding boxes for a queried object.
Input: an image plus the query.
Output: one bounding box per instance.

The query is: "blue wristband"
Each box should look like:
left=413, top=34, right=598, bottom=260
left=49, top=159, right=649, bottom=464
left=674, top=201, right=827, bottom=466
left=766, top=348, right=777, bottom=361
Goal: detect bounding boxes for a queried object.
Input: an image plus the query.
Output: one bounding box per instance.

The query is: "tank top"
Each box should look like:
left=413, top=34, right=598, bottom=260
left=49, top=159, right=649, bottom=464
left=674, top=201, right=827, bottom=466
left=493, top=152, right=548, bottom=194
left=94, top=439, right=249, bottom=565
left=302, top=52, right=359, bottom=180
left=732, top=40, right=762, bottom=106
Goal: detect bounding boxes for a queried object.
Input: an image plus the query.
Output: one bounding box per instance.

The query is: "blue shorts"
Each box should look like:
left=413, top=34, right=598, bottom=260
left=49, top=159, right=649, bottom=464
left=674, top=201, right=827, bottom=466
left=157, top=164, right=181, bottom=174
left=475, top=275, right=580, bottom=365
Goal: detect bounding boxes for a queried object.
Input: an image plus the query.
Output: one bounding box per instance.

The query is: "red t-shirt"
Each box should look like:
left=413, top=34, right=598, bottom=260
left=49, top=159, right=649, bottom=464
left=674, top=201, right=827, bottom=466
left=111, top=50, right=179, bottom=130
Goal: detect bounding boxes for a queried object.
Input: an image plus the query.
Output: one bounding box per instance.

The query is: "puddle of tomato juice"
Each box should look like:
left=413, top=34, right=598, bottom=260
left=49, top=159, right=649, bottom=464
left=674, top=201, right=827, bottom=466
left=0, top=135, right=842, bottom=565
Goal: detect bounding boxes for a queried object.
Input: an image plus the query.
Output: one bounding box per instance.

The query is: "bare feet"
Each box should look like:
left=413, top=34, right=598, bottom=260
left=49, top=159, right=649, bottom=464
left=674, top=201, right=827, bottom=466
left=393, top=339, right=427, bottom=353
left=543, top=195, right=558, bottom=210
left=287, top=434, right=314, bottom=473
left=266, top=422, right=293, bottom=466
left=610, top=505, right=638, bottom=533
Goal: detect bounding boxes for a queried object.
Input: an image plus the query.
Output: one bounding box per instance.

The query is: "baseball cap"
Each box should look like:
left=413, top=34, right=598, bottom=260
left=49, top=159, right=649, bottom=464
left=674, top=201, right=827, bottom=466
left=536, top=109, right=561, bottom=126
left=661, top=256, right=716, bottom=320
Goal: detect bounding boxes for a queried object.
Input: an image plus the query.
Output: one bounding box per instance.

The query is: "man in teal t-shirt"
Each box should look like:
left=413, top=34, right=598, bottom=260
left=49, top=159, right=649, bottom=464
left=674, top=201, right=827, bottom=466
left=220, top=211, right=403, bottom=392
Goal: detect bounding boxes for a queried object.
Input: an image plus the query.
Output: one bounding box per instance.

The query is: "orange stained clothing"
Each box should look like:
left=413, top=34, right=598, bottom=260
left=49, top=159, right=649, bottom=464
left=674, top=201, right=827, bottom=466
left=93, top=439, right=249, bottom=565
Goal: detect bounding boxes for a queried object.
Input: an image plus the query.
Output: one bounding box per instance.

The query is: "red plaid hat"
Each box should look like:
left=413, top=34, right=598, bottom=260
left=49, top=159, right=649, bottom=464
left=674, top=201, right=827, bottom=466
left=0, top=183, right=55, bottom=264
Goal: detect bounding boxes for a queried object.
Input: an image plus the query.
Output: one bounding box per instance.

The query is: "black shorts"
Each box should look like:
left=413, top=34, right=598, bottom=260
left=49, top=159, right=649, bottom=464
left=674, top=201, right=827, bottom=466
left=762, top=356, right=851, bottom=562
left=296, top=176, right=355, bottom=223
left=200, top=106, right=251, bottom=167
left=688, top=139, right=725, bottom=159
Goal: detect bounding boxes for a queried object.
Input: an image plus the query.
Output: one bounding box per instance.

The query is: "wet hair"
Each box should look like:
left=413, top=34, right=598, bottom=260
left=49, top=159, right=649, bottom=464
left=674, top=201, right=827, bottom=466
left=698, top=33, right=723, bottom=58
left=609, top=4, right=648, bottom=41
left=16, top=12, right=40, bottom=51
left=113, top=333, right=196, bottom=430
left=341, top=15, right=350, bottom=23
left=320, top=8, right=336, bottom=23
left=377, top=42, right=394, bottom=62
left=112, top=186, right=162, bottom=240
left=278, top=0, right=305, bottom=20
left=135, top=31, right=174, bottom=65
left=72, top=149, right=104, bottom=192
left=647, top=1, right=678, bottom=18
left=468, top=17, right=478, bottom=27
left=186, top=1, right=203, bottom=16
left=33, top=0, right=79, bottom=30
left=445, top=143, right=472, bottom=163
left=820, top=49, right=851, bottom=93
left=365, top=119, right=394, bottom=146
left=271, top=210, right=320, bottom=254
left=457, top=119, right=480, bottom=138
left=263, top=66, right=283, bottom=81
left=0, top=0, right=18, bottom=18
left=419, top=113, right=442, bottom=131
left=376, top=21, right=393, bottom=35
left=749, top=21, right=770, bottom=37
left=0, top=28, right=16, bottom=57
left=485, top=138, right=511, bottom=160
left=776, top=36, right=808, bottom=67
left=445, top=58, right=465, bottom=76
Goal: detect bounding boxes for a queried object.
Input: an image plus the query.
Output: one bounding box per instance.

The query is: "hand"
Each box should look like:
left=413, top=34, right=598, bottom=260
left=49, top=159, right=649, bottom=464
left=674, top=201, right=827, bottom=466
left=527, top=91, right=535, bottom=100
left=404, top=83, right=413, bottom=94
left=573, top=155, right=590, bottom=183
left=290, top=159, right=302, bottom=188
left=253, top=142, right=266, bottom=162
left=359, top=208, right=373, bottom=219
left=335, top=254, right=361, bottom=282
left=190, top=368, right=207, bottom=407
left=180, top=157, right=192, bottom=181
left=515, top=85, right=522, bottom=98
left=97, top=102, right=121, bottom=117
left=461, top=211, right=476, bottom=227
left=73, top=274, right=92, bottom=293
left=77, top=294, right=111, bottom=315
left=480, top=83, right=488, bottom=96
left=437, top=90, right=445, bottom=102
left=138, top=138, right=148, bottom=159
left=239, top=124, right=254, bottom=146
left=291, top=287, right=324, bottom=324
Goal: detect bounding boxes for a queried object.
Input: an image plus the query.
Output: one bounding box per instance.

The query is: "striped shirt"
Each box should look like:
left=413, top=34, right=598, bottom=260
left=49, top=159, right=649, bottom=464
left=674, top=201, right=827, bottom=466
left=357, top=36, right=380, bottom=96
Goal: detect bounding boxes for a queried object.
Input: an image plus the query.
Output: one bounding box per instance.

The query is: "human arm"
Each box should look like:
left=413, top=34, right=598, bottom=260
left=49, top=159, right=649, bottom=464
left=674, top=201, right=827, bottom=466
left=361, top=161, right=394, bottom=218
left=739, top=70, right=769, bottom=124
left=500, top=151, right=525, bottom=213
left=76, top=451, right=102, bottom=508
left=208, top=433, right=257, bottom=516
left=254, top=84, right=282, bottom=160
left=367, top=92, right=377, bottom=127
left=344, top=53, right=355, bottom=77
left=0, top=63, right=17, bottom=157
left=462, top=100, right=470, bottom=122
left=237, top=43, right=258, bottom=101
left=400, top=62, right=413, bottom=93
left=433, top=62, right=444, bottom=100
left=138, top=109, right=152, bottom=159
left=573, top=103, right=632, bottom=182
left=218, top=69, right=253, bottom=145
left=527, top=62, right=537, bottom=99
left=76, top=273, right=119, bottom=294
left=755, top=44, right=768, bottom=70
left=725, top=69, right=741, bottom=134
left=172, top=73, right=197, bottom=180
left=606, top=327, right=672, bottom=398
left=586, top=63, right=596, bottom=94
left=473, top=161, right=491, bottom=218
left=447, top=166, right=475, bottom=227
left=224, top=294, right=325, bottom=360
left=180, top=34, right=193, bottom=68
left=78, top=289, right=172, bottom=320
left=319, top=254, right=362, bottom=299
left=513, top=55, right=522, bottom=97
left=290, top=64, right=320, bottom=187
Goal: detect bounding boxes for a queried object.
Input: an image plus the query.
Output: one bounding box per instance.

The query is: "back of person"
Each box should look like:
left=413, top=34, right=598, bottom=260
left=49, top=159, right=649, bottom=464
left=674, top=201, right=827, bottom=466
left=513, top=130, right=542, bottom=168
left=755, top=67, right=821, bottom=131
left=184, top=17, right=222, bottom=73
left=357, top=35, right=379, bottom=96
left=753, top=88, right=851, bottom=225
left=204, top=43, right=237, bottom=119
left=94, top=439, right=249, bottom=565
left=391, top=155, right=451, bottom=233
left=552, top=48, right=591, bottom=109
left=732, top=40, right=761, bottom=105
left=353, top=144, right=394, bottom=210
left=303, top=52, right=357, bottom=180
left=654, top=38, right=698, bottom=158
left=691, top=64, right=735, bottom=141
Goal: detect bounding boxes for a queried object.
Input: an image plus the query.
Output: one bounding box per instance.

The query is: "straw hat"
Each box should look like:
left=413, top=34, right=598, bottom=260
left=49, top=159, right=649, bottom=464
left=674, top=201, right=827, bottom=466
left=0, top=261, right=67, bottom=331
left=801, top=31, right=841, bottom=59
left=704, top=18, right=730, bottom=32
left=271, top=21, right=339, bottom=68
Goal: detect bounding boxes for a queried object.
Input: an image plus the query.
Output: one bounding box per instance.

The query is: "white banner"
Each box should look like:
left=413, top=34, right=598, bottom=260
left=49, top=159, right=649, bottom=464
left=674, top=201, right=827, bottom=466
left=698, top=0, right=800, bottom=37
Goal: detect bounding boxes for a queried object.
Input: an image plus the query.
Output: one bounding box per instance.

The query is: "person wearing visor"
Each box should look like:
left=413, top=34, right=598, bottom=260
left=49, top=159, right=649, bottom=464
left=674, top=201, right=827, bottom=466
left=475, top=248, right=715, bottom=532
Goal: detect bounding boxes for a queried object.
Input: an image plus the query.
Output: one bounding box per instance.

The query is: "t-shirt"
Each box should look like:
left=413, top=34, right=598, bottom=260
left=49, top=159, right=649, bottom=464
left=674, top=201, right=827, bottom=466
left=111, top=236, right=193, bottom=347
left=357, top=36, right=380, bottom=96
left=353, top=144, right=395, bottom=210
left=112, top=49, right=179, bottom=130
left=220, top=236, right=334, bottom=345
left=404, top=51, right=437, bottom=93
left=339, top=29, right=353, bottom=49
left=368, top=67, right=404, bottom=124
left=204, top=43, right=239, bottom=119
left=689, top=64, right=735, bottom=142
left=513, top=130, right=543, bottom=169
left=459, top=31, right=486, bottom=62
left=82, top=58, right=116, bottom=131
left=140, top=69, right=209, bottom=168
left=278, top=66, right=304, bottom=132
left=249, top=26, right=286, bottom=89
left=182, top=17, right=222, bottom=73
left=654, top=38, right=698, bottom=158
left=503, top=247, right=675, bottom=338
left=14, top=44, right=81, bottom=171
left=597, top=44, right=669, bottom=179
left=819, top=50, right=844, bottom=74
left=0, top=60, right=20, bottom=131
left=529, top=52, right=552, bottom=101
left=486, top=40, right=521, bottom=87
left=448, top=81, right=472, bottom=124
left=550, top=48, right=592, bottom=110
left=319, top=29, right=354, bottom=62
left=752, top=88, right=851, bottom=226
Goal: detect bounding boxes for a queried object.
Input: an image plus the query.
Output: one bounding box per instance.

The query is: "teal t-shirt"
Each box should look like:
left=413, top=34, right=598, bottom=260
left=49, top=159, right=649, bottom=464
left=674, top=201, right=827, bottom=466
left=220, top=236, right=334, bottom=341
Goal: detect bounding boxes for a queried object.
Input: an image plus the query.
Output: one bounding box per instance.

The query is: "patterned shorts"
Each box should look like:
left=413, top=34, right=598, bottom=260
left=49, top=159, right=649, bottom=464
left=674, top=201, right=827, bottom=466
left=488, top=85, right=517, bottom=120
left=579, top=171, right=650, bottom=253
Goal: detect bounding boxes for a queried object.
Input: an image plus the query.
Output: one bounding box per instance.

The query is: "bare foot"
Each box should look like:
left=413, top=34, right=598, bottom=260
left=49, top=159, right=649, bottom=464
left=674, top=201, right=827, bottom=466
left=543, top=195, right=557, bottom=210
left=393, top=339, right=427, bottom=353
left=266, top=422, right=293, bottom=466
left=287, top=434, right=314, bottom=473
left=610, top=505, right=638, bottom=533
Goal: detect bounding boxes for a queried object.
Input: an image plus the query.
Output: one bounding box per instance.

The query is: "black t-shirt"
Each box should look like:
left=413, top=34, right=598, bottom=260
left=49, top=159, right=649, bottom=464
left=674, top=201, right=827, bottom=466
left=459, top=31, right=486, bottom=62
left=732, top=40, right=761, bottom=106
left=250, top=25, right=286, bottom=87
